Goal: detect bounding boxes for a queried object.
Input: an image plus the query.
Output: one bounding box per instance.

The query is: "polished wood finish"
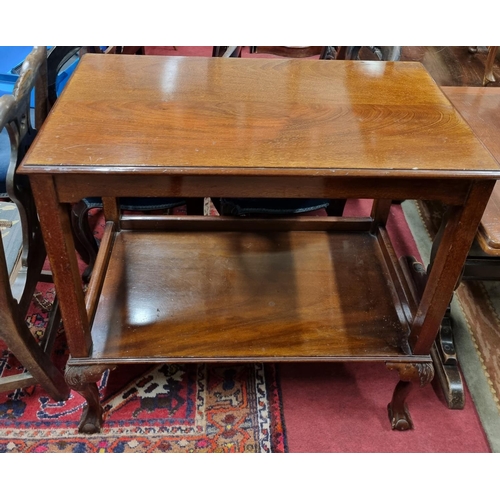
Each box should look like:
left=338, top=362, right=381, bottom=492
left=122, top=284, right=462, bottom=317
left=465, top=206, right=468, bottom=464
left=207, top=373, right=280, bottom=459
left=30, top=175, right=91, bottom=359
left=52, top=174, right=475, bottom=203
left=410, top=180, right=495, bottom=354
left=19, top=55, right=500, bottom=432
left=402, top=46, right=500, bottom=87
left=412, top=87, right=500, bottom=408
left=22, top=56, right=498, bottom=177
left=386, top=362, right=435, bottom=430
left=86, top=229, right=420, bottom=363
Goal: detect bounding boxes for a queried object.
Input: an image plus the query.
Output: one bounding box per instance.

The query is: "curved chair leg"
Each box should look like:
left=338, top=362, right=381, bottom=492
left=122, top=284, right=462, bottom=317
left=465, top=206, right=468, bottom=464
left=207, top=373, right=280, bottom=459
left=1, top=253, right=69, bottom=400
left=483, top=46, right=499, bottom=86
left=0, top=314, right=69, bottom=401
left=386, top=362, right=435, bottom=430
left=185, top=197, right=205, bottom=215
left=70, top=200, right=98, bottom=282
left=326, top=199, right=347, bottom=217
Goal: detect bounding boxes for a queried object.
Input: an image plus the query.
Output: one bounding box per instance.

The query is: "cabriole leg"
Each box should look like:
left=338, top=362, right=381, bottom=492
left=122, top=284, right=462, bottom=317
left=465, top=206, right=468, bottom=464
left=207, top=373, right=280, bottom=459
left=386, top=362, right=435, bottom=431
left=65, top=364, right=115, bottom=434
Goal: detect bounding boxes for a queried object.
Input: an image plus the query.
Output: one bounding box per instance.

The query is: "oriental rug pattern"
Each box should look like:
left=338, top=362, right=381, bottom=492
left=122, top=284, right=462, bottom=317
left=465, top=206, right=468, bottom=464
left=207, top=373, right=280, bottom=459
left=0, top=206, right=286, bottom=452
left=0, top=312, right=286, bottom=453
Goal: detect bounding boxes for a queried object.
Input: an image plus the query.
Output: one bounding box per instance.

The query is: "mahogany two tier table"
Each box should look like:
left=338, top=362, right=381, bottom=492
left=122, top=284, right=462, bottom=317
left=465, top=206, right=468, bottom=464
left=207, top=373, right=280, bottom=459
left=19, top=54, right=500, bottom=433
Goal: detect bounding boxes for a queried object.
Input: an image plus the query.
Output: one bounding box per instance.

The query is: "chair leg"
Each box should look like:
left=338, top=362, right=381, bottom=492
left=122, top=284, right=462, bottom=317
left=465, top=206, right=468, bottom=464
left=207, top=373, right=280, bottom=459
left=70, top=201, right=98, bottom=282
left=185, top=198, right=205, bottom=215
left=483, top=46, right=499, bottom=86
left=326, top=199, right=347, bottom=216
left=0, top=297, right=69, bottom=401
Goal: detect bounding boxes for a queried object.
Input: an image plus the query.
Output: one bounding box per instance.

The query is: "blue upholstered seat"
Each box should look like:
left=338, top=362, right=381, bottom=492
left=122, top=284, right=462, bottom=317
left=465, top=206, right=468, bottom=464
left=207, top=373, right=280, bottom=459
left=82, top=197, right=186, bottom=212
left=218, top=197, right=330, bottom=216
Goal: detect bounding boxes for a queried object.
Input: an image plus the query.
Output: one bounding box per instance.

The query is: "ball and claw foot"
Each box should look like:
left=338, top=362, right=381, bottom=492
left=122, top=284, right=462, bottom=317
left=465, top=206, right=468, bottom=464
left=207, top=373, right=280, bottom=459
left=65, top=363, right=115, bottom=434
left=386, top=361, right=434, bottom=431
left=388, top=402, right=414, bottom=431
left=78, top=404, right=104, bottom=434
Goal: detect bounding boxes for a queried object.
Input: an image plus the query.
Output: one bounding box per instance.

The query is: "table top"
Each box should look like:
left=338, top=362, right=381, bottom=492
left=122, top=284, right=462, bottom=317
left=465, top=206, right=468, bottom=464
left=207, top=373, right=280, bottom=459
left=20, top=54, right=500, bottom=179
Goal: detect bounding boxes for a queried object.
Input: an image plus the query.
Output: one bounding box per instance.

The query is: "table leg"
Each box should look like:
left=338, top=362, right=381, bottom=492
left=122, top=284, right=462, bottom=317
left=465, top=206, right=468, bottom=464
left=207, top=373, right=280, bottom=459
left=387, top=181, right=494, bottom=429
left=30, top=176, right=91, bottom=357
left=30, top=175, right=101, bottom=431
left=409, top=181, right=495, bottom=354
left=404, top=253, right=465, bottom=409
left=65, top=364, right=116, bottom=433
left=386, top=362, right=435, bottom=430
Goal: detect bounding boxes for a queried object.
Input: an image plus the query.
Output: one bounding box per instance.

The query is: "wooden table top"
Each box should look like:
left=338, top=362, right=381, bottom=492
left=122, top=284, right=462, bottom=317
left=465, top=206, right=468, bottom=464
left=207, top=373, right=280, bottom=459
left=20, top=55, right=500, bottom=179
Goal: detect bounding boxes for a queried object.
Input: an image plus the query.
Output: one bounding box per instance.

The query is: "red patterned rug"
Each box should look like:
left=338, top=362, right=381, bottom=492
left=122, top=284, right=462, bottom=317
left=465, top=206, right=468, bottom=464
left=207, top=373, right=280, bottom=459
left=0, top=206, right=286, bottom=453
left=0, top=321, right=286, bottom=452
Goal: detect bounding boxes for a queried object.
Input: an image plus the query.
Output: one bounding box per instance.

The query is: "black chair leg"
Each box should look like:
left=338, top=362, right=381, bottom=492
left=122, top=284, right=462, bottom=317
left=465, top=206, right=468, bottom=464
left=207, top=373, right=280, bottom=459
left=326, top=199, right=347, bottom=216
left=185, top=197, right=205, bottom=215
left=70, top=200, right=98, bottom=282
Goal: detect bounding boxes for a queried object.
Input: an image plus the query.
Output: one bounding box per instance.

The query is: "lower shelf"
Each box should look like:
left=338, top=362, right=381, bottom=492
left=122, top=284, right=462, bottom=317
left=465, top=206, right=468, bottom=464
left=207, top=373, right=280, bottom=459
left=86, top=229, right=418, bottom=363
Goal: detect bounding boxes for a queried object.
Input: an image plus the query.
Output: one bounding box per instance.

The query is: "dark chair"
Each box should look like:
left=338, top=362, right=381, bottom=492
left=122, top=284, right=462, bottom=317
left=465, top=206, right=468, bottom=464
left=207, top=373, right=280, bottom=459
left=0, top=46, right=69, bottom=400
left=250, top=46, right=325, bottom=58
left=88, top=46, right=146, bottom=55
left=247, top=46, right=402, bottom=61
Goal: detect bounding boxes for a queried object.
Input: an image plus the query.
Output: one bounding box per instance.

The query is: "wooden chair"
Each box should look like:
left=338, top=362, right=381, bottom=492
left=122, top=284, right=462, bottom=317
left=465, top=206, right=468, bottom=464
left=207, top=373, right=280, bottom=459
left=88, top=46, right=146, bottom=55
left=247, top=46, right=402, bottom=61
left=468, top=46, right=499, bottom=86
left=413, top=86, right=500, bottom=409
left=483, top=46, right=498, bottom=86
left=0, top=46, right=69, bottom=401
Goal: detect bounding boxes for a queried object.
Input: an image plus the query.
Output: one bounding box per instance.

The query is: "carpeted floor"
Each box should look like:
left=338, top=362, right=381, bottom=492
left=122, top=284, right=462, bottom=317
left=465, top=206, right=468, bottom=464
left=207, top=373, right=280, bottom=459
left=278, top=200, right=492, bottom=452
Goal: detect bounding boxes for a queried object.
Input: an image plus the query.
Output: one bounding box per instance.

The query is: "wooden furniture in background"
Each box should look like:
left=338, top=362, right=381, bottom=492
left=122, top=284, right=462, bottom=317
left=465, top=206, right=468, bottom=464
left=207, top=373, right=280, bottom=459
left=89, top=46, right=145, bottom=55
left=249, top=46, right=325, bottom=58
left=247, top=46, right=401, bottom=61
left=483, top=46, right=499, bottom=86
left=442, top=87, right=500, bottom=270
left=412, top=86, right=500, bottom=409
left=0, top=47, right=69, bottom=400
left=468, top=46, right=499, bottom=86
left=19, top=56, right=500, bottom=433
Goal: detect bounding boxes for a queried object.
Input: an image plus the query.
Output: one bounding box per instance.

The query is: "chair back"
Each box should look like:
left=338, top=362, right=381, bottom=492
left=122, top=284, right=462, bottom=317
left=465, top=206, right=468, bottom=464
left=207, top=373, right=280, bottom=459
left=0, top=46, right=48, bottom=305
left=46, top=46, right=81, bottom=106
left=0, top=46, right=47, bottom=199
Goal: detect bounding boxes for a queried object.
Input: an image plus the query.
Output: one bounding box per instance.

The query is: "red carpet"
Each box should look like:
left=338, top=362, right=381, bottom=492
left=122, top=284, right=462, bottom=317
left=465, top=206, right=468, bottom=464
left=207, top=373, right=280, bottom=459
left=280, top=362, right=489, bottom=452
left=279, top=200, right=490, bottom=452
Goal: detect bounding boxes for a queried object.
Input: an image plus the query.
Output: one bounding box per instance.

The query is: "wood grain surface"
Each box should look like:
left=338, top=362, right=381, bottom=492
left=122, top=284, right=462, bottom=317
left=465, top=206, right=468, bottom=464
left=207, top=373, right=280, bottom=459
left=19, top=55, right=499, bottom=178
left=88, top=230, right=411, bottom=361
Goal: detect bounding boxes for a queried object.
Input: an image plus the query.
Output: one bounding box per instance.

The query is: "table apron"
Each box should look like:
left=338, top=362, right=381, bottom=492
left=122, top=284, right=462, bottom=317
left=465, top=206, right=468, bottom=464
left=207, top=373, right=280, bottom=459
left=50, top=174, right=473, bottom=205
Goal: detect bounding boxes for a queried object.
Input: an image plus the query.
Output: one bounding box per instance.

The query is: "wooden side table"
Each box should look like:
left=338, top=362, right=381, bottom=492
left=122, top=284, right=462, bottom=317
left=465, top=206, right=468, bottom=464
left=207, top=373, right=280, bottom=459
left=19, top=55, right=500, bottom=433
